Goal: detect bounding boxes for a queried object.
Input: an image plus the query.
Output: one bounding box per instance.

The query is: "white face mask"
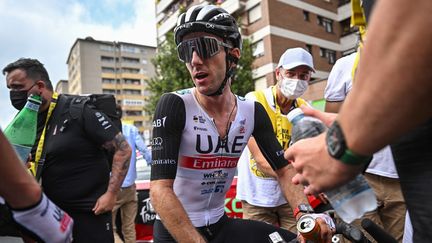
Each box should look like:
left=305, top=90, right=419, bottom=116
left=279, top=78, right=308, bottom=99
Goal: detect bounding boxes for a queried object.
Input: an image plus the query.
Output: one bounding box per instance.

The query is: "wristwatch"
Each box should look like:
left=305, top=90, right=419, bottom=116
left=326, top=120, right=372, bottom=165
left=293, top=204, right=314, bottom=219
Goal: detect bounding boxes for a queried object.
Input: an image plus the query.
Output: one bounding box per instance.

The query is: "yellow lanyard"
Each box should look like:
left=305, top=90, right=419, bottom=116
left=31, top=92, right=58, bottom=176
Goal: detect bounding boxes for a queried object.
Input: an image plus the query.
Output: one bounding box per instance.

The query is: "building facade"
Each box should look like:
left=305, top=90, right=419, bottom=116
left=66, top=37, right=156, bottom=138
left=54, top=79, right=69, bottom=94
left=155, top=0, right=357, bottom=108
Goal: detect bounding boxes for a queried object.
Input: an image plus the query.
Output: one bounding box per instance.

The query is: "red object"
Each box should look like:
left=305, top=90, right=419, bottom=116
left=308, top=195, right=323, bottom=209
left=134, top=176, right=243, bottom=242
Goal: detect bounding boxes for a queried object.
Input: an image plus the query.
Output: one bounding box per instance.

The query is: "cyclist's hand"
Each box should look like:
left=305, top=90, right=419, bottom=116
left=297, top=213, right=335, bottom=243
left=314, top=213, right=335, bottom=242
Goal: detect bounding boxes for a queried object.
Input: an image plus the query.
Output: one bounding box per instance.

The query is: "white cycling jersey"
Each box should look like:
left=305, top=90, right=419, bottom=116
left=151, top=88, right=287, bottom=227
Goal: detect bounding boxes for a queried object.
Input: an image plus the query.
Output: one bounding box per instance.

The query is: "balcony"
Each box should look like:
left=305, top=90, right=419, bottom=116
left=157, top=0, right=174, bottom=15
left=158, top=8, right=180, bottom=39
left=221, top=0, right=244, bottom=14
left=337, top=2, right=351, bottom=21
left=340, top=32, right=358, bottom=52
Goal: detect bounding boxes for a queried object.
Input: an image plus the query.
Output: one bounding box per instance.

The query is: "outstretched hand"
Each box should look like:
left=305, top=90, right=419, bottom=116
left=285, top=106, right=362, bottom=195
left=299, top=105, right=337, bottom=127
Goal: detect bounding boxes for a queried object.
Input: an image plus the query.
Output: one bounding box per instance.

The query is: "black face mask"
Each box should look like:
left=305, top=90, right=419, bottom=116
left=9, top=83, right=37, bottom=110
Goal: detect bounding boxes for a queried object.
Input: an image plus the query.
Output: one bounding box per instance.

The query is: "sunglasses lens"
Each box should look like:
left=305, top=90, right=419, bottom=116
left=177, top=41, right=192, bottom=62
left=177, top=37, right=221, bottom=62
left=203, top=38, right=219, bottom=57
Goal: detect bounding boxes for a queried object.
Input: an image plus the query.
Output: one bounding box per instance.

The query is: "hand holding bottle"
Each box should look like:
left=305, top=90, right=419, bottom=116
left=287, top=108, right=377, bottom=223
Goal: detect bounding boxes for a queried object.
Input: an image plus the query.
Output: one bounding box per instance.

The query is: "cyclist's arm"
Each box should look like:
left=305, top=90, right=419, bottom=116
left=252, top=103, right=310, bottom=215
left=247, top=137, right=277, bottom=177
left=150, top=93, right=206, bottom=243
left=1, top=131, right=74, bottom=242
left=0, top=131, right=40, bottom=207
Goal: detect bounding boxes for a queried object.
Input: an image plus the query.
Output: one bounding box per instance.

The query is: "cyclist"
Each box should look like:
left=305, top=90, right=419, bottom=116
left=150, top=4, right=334, bottom=243
left=0, top=130, right=73, bottom=243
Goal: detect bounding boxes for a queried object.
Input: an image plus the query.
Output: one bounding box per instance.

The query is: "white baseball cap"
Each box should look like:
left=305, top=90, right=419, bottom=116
left=277, top=48, right=315, bottom=72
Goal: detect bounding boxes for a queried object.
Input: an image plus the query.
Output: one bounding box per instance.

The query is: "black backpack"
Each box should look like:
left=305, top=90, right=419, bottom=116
left=65, top=94, right=122, bottom=170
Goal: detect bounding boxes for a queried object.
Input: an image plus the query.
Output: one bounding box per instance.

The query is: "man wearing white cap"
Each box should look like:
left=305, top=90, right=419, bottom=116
left=237, top=48, right=316, bottom=232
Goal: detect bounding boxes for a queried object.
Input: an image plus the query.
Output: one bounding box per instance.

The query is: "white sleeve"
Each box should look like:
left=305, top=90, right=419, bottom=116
left=324, top=53, right=356, bottom=102
left=12, top=192, right=74, bottom=243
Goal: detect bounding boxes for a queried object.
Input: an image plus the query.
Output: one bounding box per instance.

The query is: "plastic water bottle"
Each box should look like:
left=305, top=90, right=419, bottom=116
left=287, top=108, right=377, bottom=223
left=4, top=94, right=41, bottom=163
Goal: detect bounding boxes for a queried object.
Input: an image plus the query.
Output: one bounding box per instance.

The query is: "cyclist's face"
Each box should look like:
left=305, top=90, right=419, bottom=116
left=183, top=32, right=228, bottom=95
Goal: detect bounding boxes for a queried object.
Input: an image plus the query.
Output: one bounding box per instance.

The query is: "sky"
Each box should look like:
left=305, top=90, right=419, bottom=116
left=0, top=0, right=157, bottom=128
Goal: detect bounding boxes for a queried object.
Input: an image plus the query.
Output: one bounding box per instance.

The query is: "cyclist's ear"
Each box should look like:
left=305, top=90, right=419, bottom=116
left=229, top=48, right=241, bottom=60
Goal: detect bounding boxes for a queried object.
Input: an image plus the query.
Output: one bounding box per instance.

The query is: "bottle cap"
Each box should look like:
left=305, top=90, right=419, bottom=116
left=287, top=108, right=304, bottom=122
left=28, top=94, right=42, bottom=104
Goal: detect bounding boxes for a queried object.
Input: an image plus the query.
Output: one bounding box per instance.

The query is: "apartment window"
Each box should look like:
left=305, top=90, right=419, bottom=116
left=248, top=4, right=262, bottom=24
left=134, top=121, right=143, bottom=127
left=102, top=89, right=116, bottom=94
left=305, top=44, right=313, bottom=54
left=327, top=50, right=336, bottom=64
left=123, top=89, right=141, bottom=95
left=320, top=48, right=336, bottom=64
left=340, top=18, right=357, bottom=36
left=122, top=57, right=140, bottom=63
left=101, top=56, right=115, bottom=62
left=323, top=18, right=333, bottom=33
left=125, top=110, right=143, bottom=116
left=102, top=78, right=116, bottom=84
left=317, top=16, right=333, bottom=33
left=252, top=40, right=264, bottom=58
left=124, top=79, right=141, bottom=85
left=121, top=45, right=140, bottom=53
left=142, top=59, right=148, bottom=64
left=303, top=11, right=310, bottom=21
left=121, top=68, right=140, bottom=74
left=100, top=44, right=115, bottom=52
left=317, top=16, right=322, bottom=25
left=101, top=67, right=116, bottom=73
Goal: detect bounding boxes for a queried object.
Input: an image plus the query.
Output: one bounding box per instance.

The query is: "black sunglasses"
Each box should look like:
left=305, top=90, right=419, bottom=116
left=177, top=36, right=233, bottom=63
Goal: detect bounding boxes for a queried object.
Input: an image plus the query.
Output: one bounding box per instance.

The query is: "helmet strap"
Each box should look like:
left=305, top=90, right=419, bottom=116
left=207, top=49, right=239, bottom=97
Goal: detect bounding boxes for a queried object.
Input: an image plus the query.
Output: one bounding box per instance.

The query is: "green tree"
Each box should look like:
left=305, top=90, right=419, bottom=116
left=232, top=38, right=254, bottom=97
left=144, top=32, right=255, bottom=116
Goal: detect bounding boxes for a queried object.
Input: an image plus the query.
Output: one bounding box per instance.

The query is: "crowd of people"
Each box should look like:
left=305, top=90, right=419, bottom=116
left=1, top=0, right=431, bottom=242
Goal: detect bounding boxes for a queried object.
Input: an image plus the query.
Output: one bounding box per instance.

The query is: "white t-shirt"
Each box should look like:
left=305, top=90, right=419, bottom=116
left=324, top=53, right=398, bottom=178
left=236, top=87, right=289, bottom=207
